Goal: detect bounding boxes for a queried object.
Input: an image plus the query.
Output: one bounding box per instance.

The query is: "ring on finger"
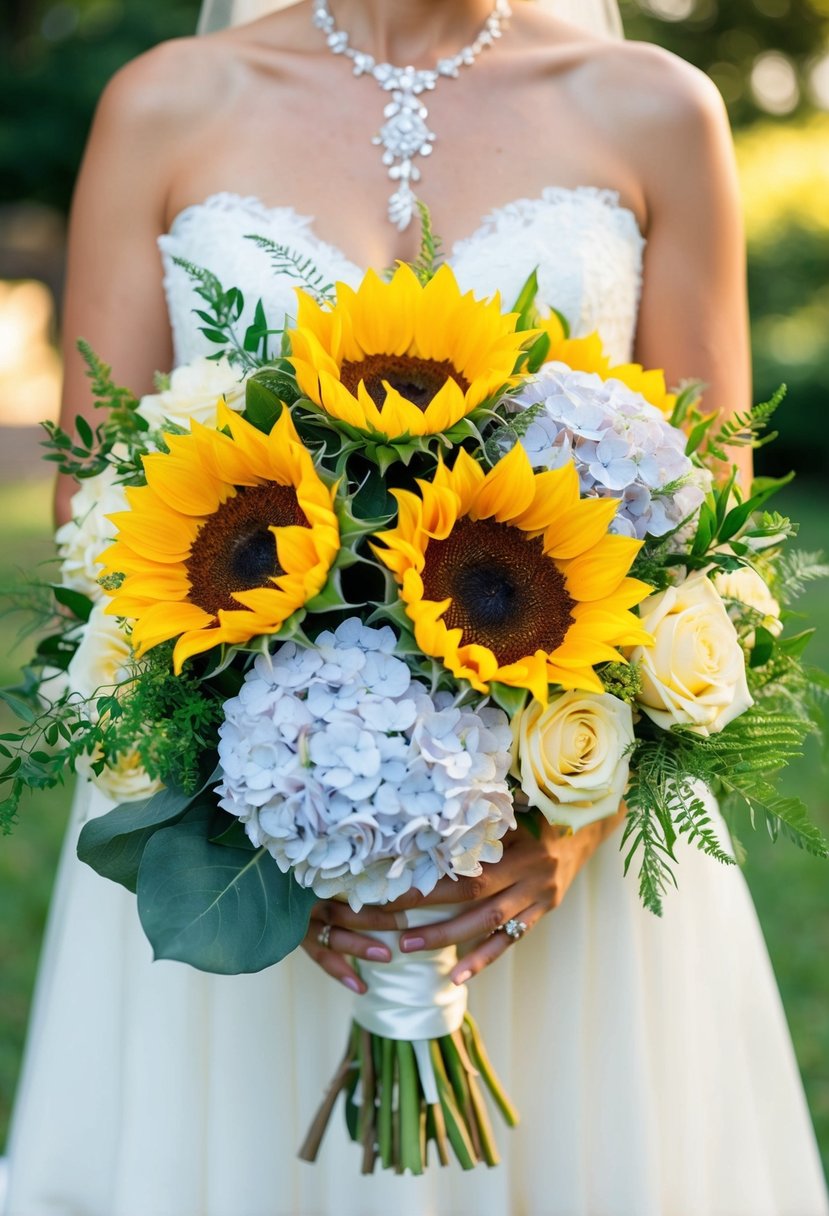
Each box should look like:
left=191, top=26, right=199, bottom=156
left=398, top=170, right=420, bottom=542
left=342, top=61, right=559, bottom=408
left=492, top=917, right=529, bottom=941
left=317, top=923, right=332, bottom=949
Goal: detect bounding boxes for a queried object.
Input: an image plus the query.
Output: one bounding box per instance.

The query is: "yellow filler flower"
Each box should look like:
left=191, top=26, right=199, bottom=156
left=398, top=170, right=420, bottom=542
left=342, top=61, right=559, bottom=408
left=373, top=445, right=652, bottom=703
left=287, top=263, right=527, bottom=439
left=539, top=313, right=677, bottom=417
left=100, top=405, right=339, bottom=673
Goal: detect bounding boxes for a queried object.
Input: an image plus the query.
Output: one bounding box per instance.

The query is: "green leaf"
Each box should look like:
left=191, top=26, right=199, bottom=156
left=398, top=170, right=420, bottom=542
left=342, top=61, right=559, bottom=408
left=0, top=690, right=36, bottom=724
left=53, top=584, right=94, bottom=622
left=524, top=331, right=551, bottom=374
left=690, top=501, right=716, bottom=557
left=777, top=629, right=816, bottom=658
left=77, top=782, right=208, bottom=892
left=210, top=816, right=256, bottom=851
left=510, top=269, right=539, bottom=330
left=245, top=379, right=282, bottom=432
left=201, top=327, right=230, bottom=345
left=749, top=625, right=776, bottom=668
left=136, top=812, right=318, bottom=974
left=0, top=757, right=22, bottom=781
left=75, top=415, right=94, bottom=448
left=685, top=413, right=716, bottom=456
left=489, top=682, right=529, bottom=717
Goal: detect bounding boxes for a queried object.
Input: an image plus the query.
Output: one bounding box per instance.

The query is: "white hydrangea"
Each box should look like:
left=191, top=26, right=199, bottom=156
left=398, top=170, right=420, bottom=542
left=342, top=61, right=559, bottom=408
left=216, top=618, right=515, bottom=910
left=505, top=363, right=707, bottom=540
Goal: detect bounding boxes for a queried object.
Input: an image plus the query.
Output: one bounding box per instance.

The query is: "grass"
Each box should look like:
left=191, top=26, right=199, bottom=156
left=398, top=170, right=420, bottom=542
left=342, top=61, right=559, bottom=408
left=0, top=474, right=827, bottom=1178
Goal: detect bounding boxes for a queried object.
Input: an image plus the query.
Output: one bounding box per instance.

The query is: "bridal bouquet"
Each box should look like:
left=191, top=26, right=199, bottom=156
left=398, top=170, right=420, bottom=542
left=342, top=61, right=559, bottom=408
left=2, top=219, right=827, bottom=1173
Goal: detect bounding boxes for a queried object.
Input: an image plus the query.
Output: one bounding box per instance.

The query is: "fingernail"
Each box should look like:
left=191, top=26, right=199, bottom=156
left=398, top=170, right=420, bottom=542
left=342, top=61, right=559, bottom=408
left=366, top=946, right=391, bottom=962
left=342, top=977, right=364, bottom=994
left=453, top=969, right=472, bottom=986
left=401, top=935, right=426, bottom=952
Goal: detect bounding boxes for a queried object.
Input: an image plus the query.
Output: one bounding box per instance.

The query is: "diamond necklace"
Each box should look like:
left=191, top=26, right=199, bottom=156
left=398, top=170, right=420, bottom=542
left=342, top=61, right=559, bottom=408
left=312, top=0, right=512, bottom=231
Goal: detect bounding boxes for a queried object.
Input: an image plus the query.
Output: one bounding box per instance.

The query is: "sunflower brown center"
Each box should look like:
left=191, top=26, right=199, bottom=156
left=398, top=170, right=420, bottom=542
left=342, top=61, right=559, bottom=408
left=420, top=517, right=575, bottom=666
left=186, top=483, right=308, bottom=616
left=340, top=354, right=469, bottom=412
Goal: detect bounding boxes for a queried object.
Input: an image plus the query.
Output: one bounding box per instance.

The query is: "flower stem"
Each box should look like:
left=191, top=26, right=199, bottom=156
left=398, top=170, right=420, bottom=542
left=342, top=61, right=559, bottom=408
left=428, top=1039, right=477, bottom=1169
left=378, top=1036, right=394, bottom=1169
left=298, top=1023, right=358, bottom=1162
left=396, top=1039, right=424, bottom=1175
left=462, top=1014, right=520, bottom=1128
left=359, top=1028, right=377, bottom=1174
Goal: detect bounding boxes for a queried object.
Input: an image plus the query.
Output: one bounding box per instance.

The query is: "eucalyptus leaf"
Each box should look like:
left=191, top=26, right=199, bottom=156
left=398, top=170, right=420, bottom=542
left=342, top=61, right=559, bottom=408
left=77, top=783, right=212, bottom=892
left=210, top=815, right=256, bottom=851
left=137, top=814, right=317, bottom=974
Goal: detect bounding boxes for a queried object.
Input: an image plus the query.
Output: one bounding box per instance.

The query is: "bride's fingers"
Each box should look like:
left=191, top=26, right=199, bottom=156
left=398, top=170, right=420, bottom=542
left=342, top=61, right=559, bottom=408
left=301, top=914, right=391, bottom=992
left=448, top=904, right=545, bottom=985
left=305, top=916, right=392, bottom=963
left=315, top=900, right=406, bottom=932
left=398, top=888, right=527, bottom=953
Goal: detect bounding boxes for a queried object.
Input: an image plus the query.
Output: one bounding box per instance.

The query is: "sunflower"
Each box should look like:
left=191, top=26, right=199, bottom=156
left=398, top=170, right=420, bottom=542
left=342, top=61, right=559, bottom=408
left=287, top=263, right=528, bottom=440
left=373, top=445, right=652, bottom=703
left=539, top=313, right=677, bottom=417
left=100, top=404, right=339, bottom=673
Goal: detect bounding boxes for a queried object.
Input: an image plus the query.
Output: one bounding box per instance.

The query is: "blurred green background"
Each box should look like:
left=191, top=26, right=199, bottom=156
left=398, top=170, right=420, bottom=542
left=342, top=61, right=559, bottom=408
left=0, top=0, right=828, bottom=1182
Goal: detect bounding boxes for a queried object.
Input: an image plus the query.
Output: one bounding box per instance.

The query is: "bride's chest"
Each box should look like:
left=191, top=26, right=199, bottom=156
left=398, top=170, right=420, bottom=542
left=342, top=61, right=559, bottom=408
left=163, top=54, right=645, bottom=272
left=159, top=189, right=646, bottom=371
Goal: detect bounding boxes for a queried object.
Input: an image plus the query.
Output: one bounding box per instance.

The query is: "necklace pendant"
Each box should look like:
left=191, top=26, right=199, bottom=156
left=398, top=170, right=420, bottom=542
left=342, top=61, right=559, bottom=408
left=374, top=89, right=435, bottom=231
left=388, top=181, right=418, bottom=232
left=313, top=0, right=512, bottom=231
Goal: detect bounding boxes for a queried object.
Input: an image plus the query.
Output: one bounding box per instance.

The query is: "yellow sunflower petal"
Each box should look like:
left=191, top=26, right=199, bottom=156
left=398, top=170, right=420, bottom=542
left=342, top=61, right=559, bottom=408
left=374, top=447, right=645, bottom=703
left=105, top=410, right=340, bottom=665
left=469, top=443, right=535, bottom=523
left=561, top=534, right=643, bottom=602
left=286, top=262, right=524, bottom=441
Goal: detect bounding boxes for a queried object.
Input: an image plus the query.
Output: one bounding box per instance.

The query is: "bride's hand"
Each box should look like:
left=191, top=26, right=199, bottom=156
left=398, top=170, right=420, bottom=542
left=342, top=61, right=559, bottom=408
left=301, top=899, right=403, bottom=994
left=397, top=807, right=627, bottom=985
left=301, top=808, right=625, bottom=991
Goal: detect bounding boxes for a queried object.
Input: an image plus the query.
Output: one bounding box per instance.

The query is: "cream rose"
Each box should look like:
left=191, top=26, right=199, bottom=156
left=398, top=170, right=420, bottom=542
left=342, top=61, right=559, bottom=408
left=713, top=566, right=782, bottom=638
left=514, top=691, right=634, bottom=830
left=56, top=464, right=129, bottom=601
left=69, top=607, right=161, bottom=802
left=76, top=747, right=163, bottom=804
left=630, top=572, right=753, bottom=736
left=136, top=356, right=245, bottom=430
left=67, top=604, right=135, bottom=707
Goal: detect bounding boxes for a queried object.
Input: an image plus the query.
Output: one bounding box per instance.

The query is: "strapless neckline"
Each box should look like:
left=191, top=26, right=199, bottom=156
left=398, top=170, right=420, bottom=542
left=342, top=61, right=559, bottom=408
left=166, top=185, right=645, bottom=276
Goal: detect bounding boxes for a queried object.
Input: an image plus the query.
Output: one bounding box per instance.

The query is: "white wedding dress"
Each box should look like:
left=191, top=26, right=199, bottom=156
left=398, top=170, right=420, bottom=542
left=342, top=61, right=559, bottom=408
left=5, top=187, right=828, bottom=1216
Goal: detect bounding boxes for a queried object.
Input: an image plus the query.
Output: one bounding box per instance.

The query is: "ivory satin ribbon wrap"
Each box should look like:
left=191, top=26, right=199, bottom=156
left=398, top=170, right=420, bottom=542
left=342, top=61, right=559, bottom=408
left=351, top=905, right=467, bottom=1104
left=352, top=905, right=467, bottom=1040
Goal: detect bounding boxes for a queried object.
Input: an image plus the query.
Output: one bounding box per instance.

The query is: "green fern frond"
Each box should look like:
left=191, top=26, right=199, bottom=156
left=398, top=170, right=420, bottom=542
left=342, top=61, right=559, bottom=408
left=412, top=202, right=444, bottom=285
left=775, top=549, right=829, bottom=603
left=244, top=236, right=335, bottom=302
left=621, top=783, right=677, bottom=917
left=702, top=385, right=786, bottom=460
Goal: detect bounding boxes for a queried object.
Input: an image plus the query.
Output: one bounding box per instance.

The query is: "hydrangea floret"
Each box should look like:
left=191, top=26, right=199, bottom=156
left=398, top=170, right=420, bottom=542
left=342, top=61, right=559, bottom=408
left=503, top=362, right=708, bottom=540
left=216, top=618, right=515, bottom=910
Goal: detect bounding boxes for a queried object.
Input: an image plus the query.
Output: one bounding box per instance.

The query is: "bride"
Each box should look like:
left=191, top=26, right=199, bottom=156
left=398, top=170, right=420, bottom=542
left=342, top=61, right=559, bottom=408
left=6, top=1, right=828, bottom=1213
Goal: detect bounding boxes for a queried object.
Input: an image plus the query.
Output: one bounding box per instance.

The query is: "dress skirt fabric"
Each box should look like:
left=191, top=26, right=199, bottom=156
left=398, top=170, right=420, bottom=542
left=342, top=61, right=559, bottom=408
left=5, top=781, right=827, bottom=1216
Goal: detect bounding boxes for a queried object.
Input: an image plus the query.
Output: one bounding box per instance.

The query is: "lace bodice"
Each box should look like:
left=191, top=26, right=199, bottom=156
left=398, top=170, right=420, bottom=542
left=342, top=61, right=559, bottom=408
left=159, top=186, right=646, bottom=368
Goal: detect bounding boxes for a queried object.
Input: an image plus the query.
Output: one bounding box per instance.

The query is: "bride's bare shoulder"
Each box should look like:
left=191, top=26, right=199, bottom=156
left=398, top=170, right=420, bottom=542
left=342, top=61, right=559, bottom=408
left=91, top=32, right=248, bottom=143
left=541, top=31, right=734, bottom=203
left=90, top=7, right=312, bottom=150
left=585, top=37, right=727, bottom=131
